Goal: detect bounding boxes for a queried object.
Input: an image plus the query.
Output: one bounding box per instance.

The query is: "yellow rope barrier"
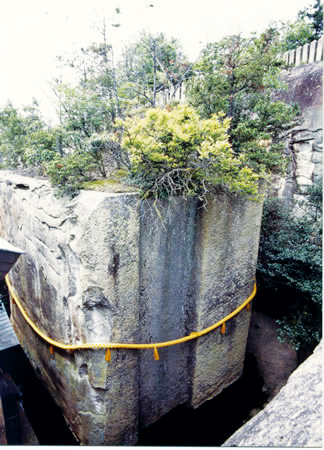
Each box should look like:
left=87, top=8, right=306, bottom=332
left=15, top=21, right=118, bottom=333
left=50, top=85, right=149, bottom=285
left=5, top=274, right=256, bottom=358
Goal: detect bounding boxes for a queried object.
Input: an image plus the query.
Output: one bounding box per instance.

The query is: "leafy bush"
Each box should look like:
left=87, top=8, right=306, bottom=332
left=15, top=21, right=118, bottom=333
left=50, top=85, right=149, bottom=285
left=46, top=152, right=96, bottom=198
left=0, top=101, right=58, bottom=171
left=24, top=129, right=58, bottom=171
left=278, top=0, right=323, bottom=51
left=118, top=105, right=260, bottom=199
left=257, top=181, right=322, bottom=350
left=186, top=32, right=300, bottom=175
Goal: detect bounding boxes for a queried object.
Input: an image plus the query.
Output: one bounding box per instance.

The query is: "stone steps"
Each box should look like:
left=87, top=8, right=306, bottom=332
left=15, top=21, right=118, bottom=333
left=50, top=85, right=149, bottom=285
left=0, top=302, right=19, bottom=352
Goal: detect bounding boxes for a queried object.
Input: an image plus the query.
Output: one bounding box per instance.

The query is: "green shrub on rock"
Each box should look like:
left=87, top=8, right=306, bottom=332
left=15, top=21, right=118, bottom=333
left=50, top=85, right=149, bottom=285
left=257, top=181, right=322, bottom=351
left=118, top=105, right=260, bottom=200
left=46, top=153, right=96, bottom=198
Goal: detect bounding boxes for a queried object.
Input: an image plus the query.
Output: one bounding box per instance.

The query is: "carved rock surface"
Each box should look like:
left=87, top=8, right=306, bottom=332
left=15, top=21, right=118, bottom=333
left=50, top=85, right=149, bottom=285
left=272, top=62, right=322, bottom=205
left=223, top=341, right=322, bottom=447
left=0, top=171, right=263, bottom=445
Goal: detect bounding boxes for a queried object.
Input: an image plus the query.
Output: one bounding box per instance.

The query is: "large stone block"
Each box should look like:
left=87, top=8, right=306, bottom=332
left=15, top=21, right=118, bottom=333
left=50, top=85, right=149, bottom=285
left=273, top=63, right=323, bottom=205
left=223, top=341, right=322, bottom=447
left=0, top=171, right=263, bottom=444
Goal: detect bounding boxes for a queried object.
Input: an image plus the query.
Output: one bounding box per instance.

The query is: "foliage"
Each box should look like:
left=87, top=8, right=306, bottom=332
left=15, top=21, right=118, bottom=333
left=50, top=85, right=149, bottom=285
left=117, top=31, right=192, bottom=110
left=278, top=20, right=314, bottom=51
left=298, top=0, right=323, bottom=40
left=0, top=102, right=29, bottom=167
left=117, top=104, right=260, bottom=199
left=257, top=180, right=322, bottom=351
left=58, top=22, right=121, bottom=121
left=50, top=31, right=131, bottom=186
left=52, top=83, right=118, bottom=177
left=278, top=0, right=323, bottom=51
left=186, top=31, right=300, bottom=176
left=0, top=100, right=57, bottom=171
left=46, top=152, right=96, bottom=197
left=0, top=27, right=304, bottom=199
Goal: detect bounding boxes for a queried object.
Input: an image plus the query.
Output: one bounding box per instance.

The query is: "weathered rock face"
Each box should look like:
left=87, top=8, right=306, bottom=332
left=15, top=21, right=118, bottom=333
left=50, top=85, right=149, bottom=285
left=272, top=62, right=322, bottom=206
left=223, top=341, right=323, bottom=447
left=0, top=171, right=263, bottom=445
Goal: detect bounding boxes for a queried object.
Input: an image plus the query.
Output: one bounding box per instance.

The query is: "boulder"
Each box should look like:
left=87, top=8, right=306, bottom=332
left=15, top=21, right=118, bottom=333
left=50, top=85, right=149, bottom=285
left=223, top=341, right=322, bottom=447
left=0, top=170, right=263, bottom=445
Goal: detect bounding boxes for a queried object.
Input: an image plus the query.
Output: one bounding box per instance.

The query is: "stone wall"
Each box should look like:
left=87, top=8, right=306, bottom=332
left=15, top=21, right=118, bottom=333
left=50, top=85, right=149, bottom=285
left=0, top=171, right=263, bottom=445
left=273, top=61, right=322, bottom=206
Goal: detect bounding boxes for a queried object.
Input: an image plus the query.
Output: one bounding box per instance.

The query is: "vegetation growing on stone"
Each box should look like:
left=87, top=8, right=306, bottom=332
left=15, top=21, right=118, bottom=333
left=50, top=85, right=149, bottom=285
left=118, top=105, right=259, bottom=199
left=0, top=2, right=321, bottom=352
left=257, top=179, right=322, bottom=351
left=186, top=30, right=300, bottom=176
left=0, top=25, right=303, bottom=199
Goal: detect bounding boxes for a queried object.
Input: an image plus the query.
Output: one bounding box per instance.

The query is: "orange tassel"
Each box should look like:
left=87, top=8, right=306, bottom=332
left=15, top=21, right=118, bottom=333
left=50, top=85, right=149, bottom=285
left=246, top=302, right=251, bottom=310
left=50, top=345, right=54, bottom=355
left=153, top=347, right=160, bottom=361
left=105, top=348, right=111, bottom=362
left=221, top=322, right=226, bottom=335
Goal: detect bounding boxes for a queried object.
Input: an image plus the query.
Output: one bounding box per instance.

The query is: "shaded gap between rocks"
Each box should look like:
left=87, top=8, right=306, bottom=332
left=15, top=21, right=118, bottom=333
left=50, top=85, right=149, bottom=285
left=137, top=351, right=268, bottom=446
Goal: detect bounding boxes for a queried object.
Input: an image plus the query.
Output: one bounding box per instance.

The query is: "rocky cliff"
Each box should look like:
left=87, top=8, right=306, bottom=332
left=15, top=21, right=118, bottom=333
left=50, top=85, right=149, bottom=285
left=0, top=170, right=263, bottom=445
left=273, top=61, right=322, bottom=205
left=223, top=341, right=322, bottom=447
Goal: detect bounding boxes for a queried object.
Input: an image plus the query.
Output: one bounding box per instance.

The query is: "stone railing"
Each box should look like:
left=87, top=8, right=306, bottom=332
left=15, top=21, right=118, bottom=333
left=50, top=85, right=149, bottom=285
left=283, top=37, right=323, bottom=66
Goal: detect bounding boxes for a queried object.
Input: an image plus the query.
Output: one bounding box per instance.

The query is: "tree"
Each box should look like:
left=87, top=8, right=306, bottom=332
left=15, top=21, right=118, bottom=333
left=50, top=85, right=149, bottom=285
left=257, top=180, right=322, bottom=351
left=0, top=102, right=28, bottom=167
left=298, top=0, right=323, bottom=40
left=50, top=25, right=129, bottom=183
left=278, top=20, right=315, bottom=51
left=186, top=31, right=300, bottom=176
left=0, top=100, right=56, bottom=171
left=50, top=82, right=127, bottom=183
left=278, top=0, right=323, bottom=51
left=118, top=32, right=192, bottom=110
left=62, top=22, right=122, bottom=122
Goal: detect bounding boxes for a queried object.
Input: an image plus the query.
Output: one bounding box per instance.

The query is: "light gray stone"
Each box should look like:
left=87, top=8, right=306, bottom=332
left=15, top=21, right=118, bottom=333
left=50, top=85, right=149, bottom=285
left=288, top=50, right=295, bottom=65
left=302, top=43, right=310, bottom=64
left=273, top=62, right=322, bottom=205
left=0, top=171, right=263, bottom=445
left=309, top=40, right=318, bottom=64
left=223, top=341, right=323, bottom=447
left=295, top=46, right=302, bottom=66
left=315, top=37, right=323, bottom=62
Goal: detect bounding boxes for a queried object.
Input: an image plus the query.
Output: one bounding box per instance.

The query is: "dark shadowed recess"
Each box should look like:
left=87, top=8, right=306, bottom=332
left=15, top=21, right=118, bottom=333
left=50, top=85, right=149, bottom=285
left=1, top=279, right=267, bottom=446
left=0, top=345, right=78, bottom=445
left=137, top=352, right=267, bottom=446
